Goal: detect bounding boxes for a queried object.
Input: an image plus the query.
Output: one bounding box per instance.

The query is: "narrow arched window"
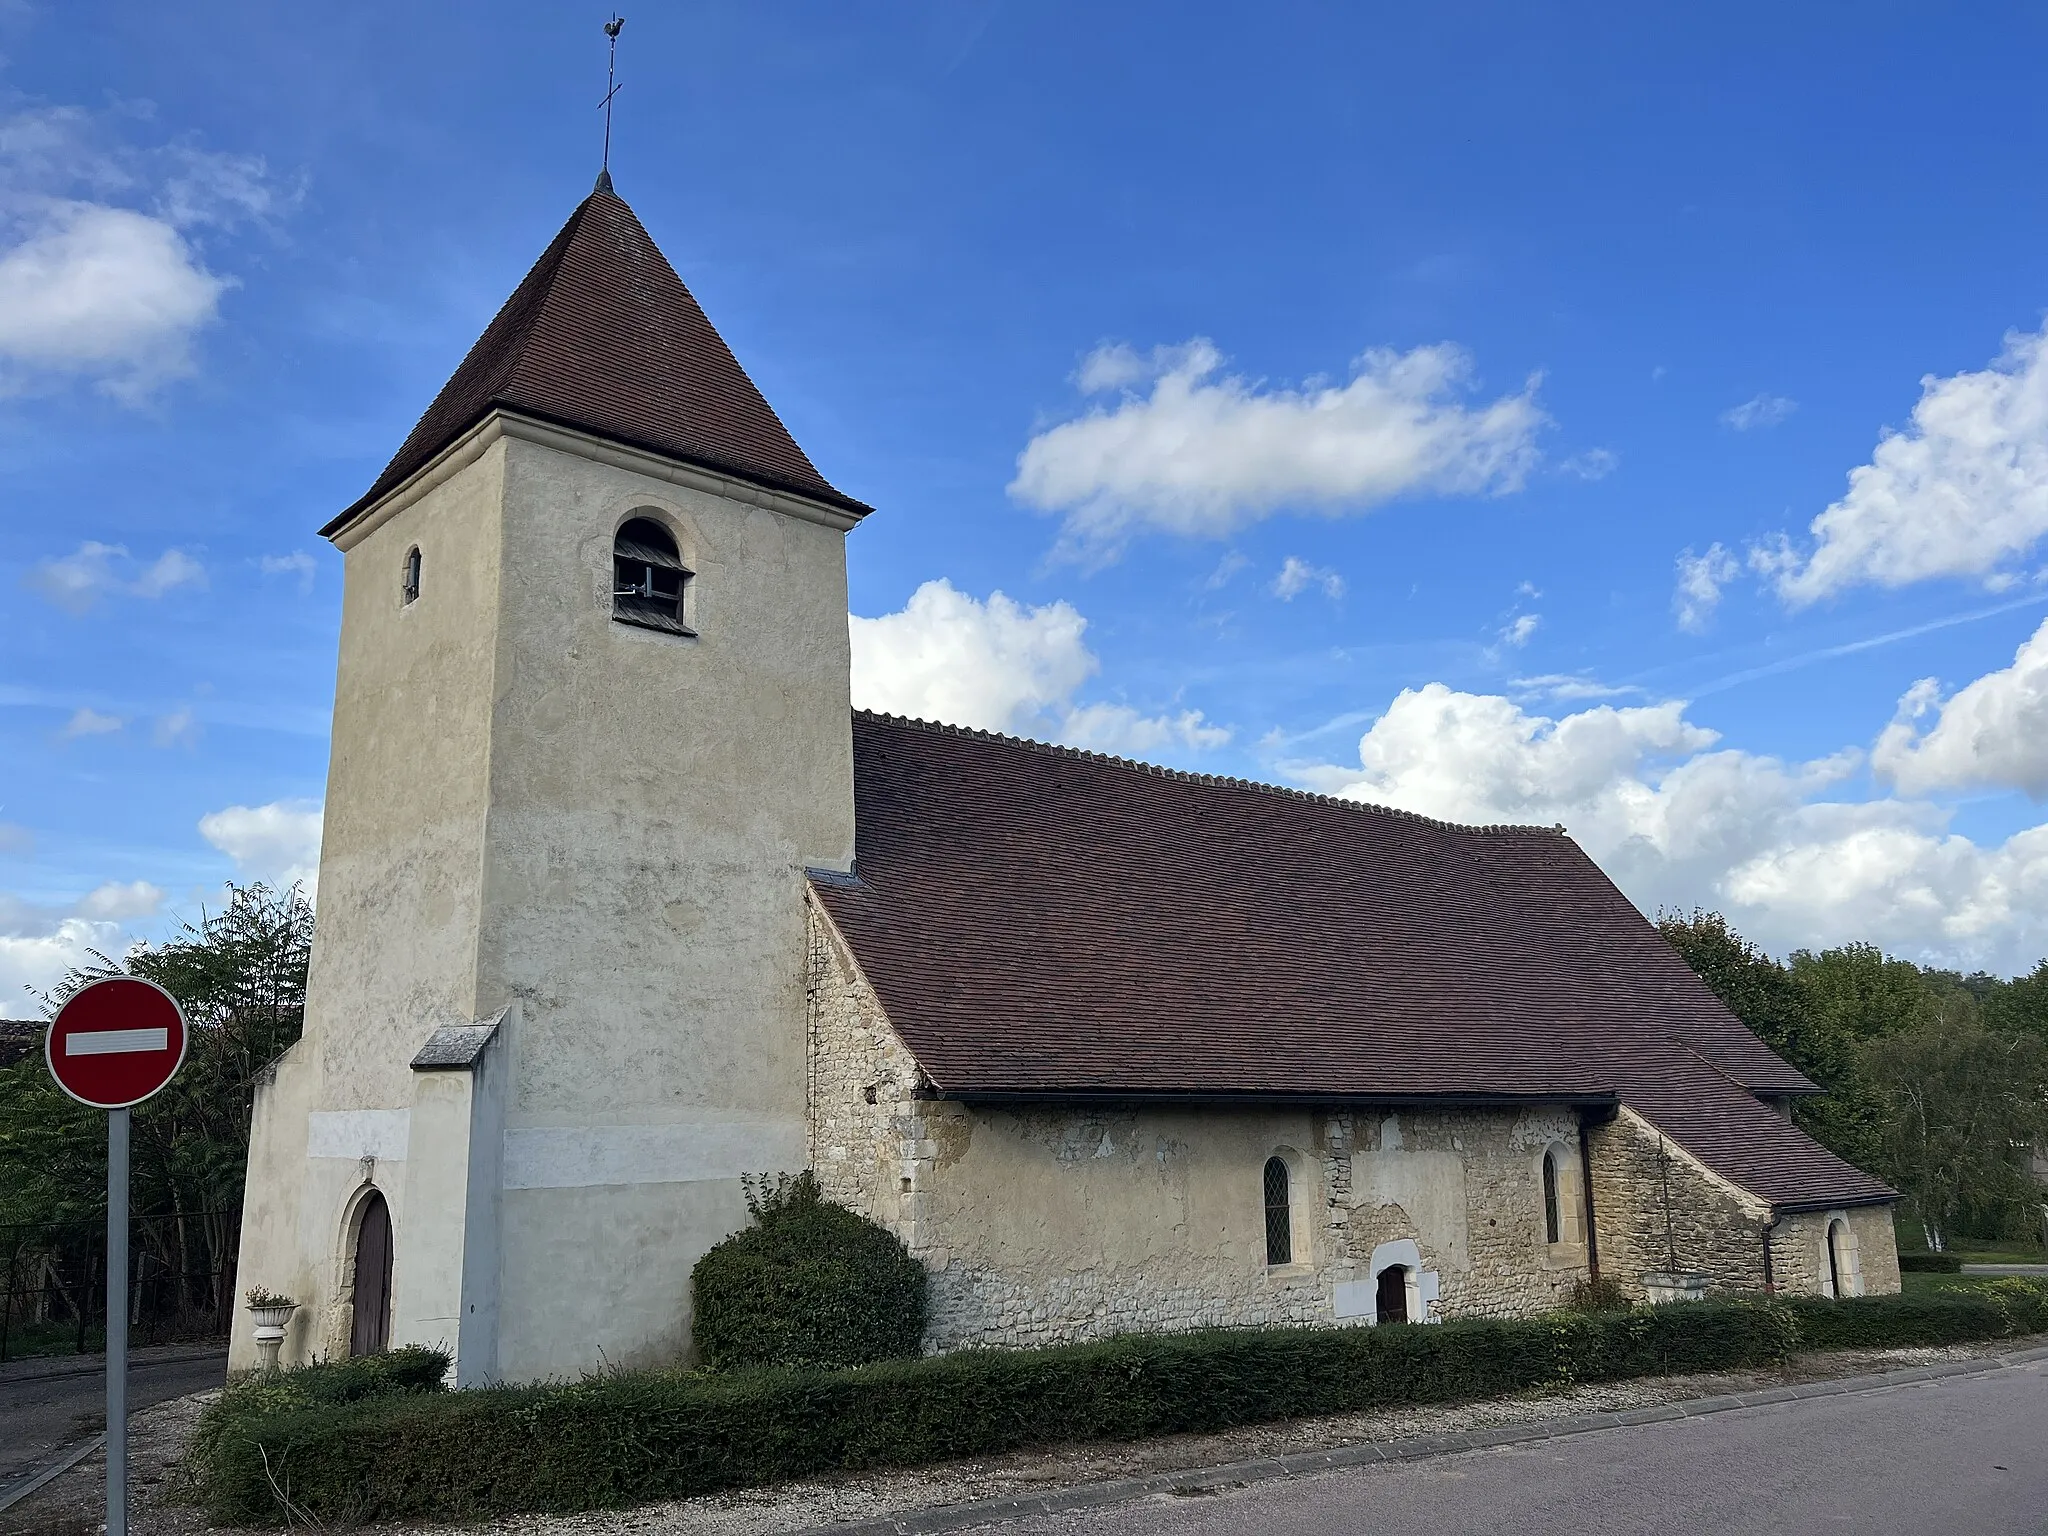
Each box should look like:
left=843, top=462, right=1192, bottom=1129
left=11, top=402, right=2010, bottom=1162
left=1262, top=1156, right=1291, bottom=1266
left=612, top=517, right=692, bottom=634
left=401, top=546, right=421, bottom=605
left=1542, top=1147, right=1562, bottom=1245
left=1826, top=1218, right=1851, bottom=1299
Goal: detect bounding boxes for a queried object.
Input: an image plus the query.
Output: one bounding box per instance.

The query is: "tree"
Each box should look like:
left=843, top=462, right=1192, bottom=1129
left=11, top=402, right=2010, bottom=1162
left=0, top=884, right=313, bottom=1312
left=1788, top=943, right=1938, bottom=1041
left=1657, top=910, right=1880, bottom=1168
left=1985, top=958, right=2048, bottom=1044
left=1860, top=1019, right=2048, bottom=1249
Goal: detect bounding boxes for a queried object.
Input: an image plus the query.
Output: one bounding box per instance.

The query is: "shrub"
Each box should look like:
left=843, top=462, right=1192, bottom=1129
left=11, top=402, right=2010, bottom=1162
left=690, top=1172, right=926, bottom=1371
left=189, top=1283, right=2048, bottom=1528
left=194, top=1347, right=450, bottom=1467
left=1898, top=1252, right=1964, bottom=1273
left=1567, top=1275, right=1632, bottom=1311
left=193, top=1303, right=1797, bottom=1525
left=1780, top=1278, right=2048, bottom=1350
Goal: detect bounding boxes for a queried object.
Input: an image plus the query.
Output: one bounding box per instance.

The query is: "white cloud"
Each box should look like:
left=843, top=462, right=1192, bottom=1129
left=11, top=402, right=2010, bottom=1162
left=1285, top=682, right=2048, bottom=973
left=26, top=541, right=205, bottom=613
left=199, top=799, right=323, bottom=893
left=0, top=202, right=224, bottom=398
left=1674, top=543, right=1739, bottom=633
left=1764, top=322, right=2048, bottom=604
left=1511, top=674, right=1640, bottom=703
left=152, top=706, right=200, bottom=749
left=1011, top=338, right=1545, bottom=557
left=260, top=551, right=317, bottom=590
left=1559, top=448, right=1618, bottom=480
left=134, top=548, right=205, bottom=597
left=1061, top=704, right=1233, bottom=756
left=1203, top=551, right=1250, bottom=591
left=60, top=706, right=122, bottom=739
left=74, top=880, right=163, bottom=921
left=0, top=106, right=288, bottom=400
left=0, top=916, right=118, bottom=1008
left=27, top=541, right=124, bottom=613
left=1499, top=614, right=1541, bottom=647
left=1721, top=394, right=1798, bottom=431
left=0, top=878, right=166, bottom=1004
left=1873, top=613, right=2048, bottom=798
left=850, top=579, right=1230, bottom=756
left=1271, top=556, right=1345, bottom=601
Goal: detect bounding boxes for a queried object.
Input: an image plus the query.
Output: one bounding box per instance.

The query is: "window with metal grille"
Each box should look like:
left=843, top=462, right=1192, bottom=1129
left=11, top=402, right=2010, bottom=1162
left=1542, top=1147, right=1562, bottom=1245
left=1263, top=1156, right=1291, bottom=1266
left=612, top=517, right=692, bottom=634
left=401, top=546, right=421, bottom=605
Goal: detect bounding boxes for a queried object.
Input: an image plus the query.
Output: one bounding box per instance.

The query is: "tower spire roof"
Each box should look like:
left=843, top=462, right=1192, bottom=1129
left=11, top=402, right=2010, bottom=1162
left=326, top=182, right=868, bottom=535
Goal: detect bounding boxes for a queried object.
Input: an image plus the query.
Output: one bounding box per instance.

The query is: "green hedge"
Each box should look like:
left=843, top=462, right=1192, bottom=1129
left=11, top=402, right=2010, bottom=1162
left=1897, top=1252, right=1964, bottom=1273
left=194, top=1284, right=2048, bottom=1528
left=1782, top=1278, right=2048, bottom=1349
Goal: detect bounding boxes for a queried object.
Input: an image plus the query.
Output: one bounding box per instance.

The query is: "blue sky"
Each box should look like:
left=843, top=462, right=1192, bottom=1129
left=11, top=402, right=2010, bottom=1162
left=6, top=1, right=2048, bottom=999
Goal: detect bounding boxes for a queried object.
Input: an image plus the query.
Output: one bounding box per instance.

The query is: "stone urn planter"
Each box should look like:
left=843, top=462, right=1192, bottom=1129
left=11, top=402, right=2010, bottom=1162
left=245, top=1290, right=298, bottom=1374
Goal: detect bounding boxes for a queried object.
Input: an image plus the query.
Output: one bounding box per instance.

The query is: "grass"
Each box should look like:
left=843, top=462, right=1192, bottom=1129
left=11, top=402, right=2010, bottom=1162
left=1898, top=1271, right=2021, bottom=1297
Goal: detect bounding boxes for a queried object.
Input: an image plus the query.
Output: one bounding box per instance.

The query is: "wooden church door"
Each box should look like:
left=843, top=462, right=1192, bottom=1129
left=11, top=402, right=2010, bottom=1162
left=1375, top=1264, right=1410, bottom=1324
left=350, top=1191, right=394, bottom=1355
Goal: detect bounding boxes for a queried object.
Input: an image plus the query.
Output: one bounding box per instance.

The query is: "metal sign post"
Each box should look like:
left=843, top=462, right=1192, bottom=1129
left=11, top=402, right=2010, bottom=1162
left=106, top=1106, right=129, bottom=1536
left=44, top=977, right=189, bottom=1536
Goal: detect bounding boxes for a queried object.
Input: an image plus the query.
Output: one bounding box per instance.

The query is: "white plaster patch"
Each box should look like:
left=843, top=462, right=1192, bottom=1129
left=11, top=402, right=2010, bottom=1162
left=501, top=1116, right=807, bottom=1190
left=307, top=1108, right=411, bottom=1161
left=1333, top=1279, right=1374, bottom=1319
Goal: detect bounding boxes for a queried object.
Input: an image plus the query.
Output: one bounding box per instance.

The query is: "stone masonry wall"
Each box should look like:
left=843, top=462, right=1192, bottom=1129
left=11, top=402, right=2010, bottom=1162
left=1588, top=1105, right=1773, bottom=1297
left=808, top=897, right=1612, bottom=1350
left=1774, top=1205, right=1902, bottom=1298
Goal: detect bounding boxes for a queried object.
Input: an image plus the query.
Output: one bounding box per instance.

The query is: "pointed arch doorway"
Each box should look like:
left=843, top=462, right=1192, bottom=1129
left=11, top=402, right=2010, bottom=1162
left=350, top=1191, right=394, bottom=1356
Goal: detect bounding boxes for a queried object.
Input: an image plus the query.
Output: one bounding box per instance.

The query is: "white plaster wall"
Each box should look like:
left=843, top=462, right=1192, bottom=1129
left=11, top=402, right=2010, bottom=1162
left=473, top=435, right=854, bottom=1372
left=238, top=420, right=859, bottom=1378
left=234, top=449, right=504, bottom=1368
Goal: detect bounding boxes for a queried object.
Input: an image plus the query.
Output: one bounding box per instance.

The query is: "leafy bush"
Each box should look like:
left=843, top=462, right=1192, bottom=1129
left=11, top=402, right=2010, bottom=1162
left=1897, top=1252, right=1964, bottom=1273
left=1567, top=1276, right=1632, bottom=1311
left=195, top=1347, right=449, bottom=1466
left=1781, top=1278, right=2048, bottom=1349
left=690, top=1172, right=926, bottom=1371
left=189, top=1283, right=2048, bottom=1528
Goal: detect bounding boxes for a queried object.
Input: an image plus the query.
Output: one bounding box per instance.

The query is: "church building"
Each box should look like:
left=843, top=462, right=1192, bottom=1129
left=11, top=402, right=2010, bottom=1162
left=232, top=179, right=1900, bottom=1384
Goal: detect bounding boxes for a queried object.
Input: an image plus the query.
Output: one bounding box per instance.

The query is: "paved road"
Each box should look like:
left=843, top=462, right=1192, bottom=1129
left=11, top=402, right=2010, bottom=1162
left=0, top=1349, right=225, bottom=1492
left=991, top=1359, right=2048, bottom=1536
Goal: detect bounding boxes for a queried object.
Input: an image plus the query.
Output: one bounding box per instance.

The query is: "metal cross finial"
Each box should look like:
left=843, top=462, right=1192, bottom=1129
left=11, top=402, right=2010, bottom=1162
left=600, top=15, right=626, bottom=177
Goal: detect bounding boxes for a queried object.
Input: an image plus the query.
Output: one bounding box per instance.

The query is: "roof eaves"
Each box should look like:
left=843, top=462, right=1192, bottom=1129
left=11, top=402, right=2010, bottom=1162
left=324, top=403, right=875, bottom=544
left=939, top=1089, right=1623, bottom=1109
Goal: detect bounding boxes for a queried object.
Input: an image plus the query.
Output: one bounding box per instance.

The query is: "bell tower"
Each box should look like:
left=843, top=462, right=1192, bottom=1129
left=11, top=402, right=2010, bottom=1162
left=233, top=178, right=868, bottom=1382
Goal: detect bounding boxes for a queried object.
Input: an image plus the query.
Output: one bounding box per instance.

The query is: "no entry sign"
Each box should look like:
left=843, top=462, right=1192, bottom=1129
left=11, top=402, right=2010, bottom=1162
left=45, top=976, right=188, bottom=1109
left=42, top=974, right=189, bottom=1536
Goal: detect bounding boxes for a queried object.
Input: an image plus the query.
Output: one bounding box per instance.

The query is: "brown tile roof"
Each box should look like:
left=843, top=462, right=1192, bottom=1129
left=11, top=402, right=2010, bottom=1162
left=324, top=175, right=869, bottom=537
left=812, top=713, right=1895, bottom=1211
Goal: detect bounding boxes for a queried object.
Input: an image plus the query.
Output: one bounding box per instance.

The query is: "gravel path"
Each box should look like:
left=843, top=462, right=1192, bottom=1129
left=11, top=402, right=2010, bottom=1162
left=6, top=1338, right=2039, bottom=1535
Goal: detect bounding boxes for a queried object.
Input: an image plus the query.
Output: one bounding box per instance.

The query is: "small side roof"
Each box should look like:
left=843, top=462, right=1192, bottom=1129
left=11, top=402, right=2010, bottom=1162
left=325, top=175, right=869, bottom=538
left=813, top=713, right=1894, bottom=1212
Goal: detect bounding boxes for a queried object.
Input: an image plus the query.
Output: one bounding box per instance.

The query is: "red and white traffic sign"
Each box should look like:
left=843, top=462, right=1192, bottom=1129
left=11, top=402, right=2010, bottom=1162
left=44, top=976, right=188, bottom=1109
